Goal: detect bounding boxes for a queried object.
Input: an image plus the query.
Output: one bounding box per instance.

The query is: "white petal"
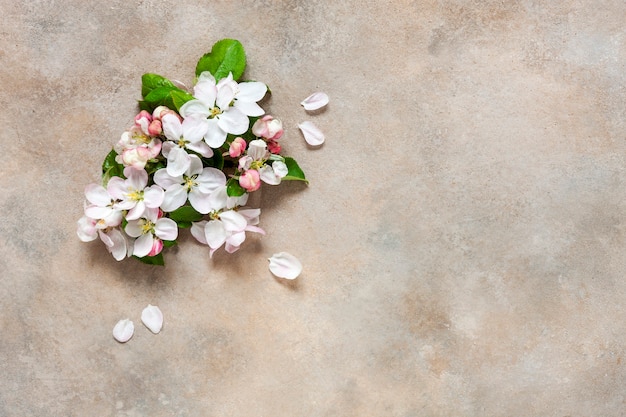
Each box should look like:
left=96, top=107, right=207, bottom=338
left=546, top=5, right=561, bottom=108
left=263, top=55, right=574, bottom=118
left=298, top=121, right=325, bottom=146
left=300, top=92, right=329, bottom=111
left=217, top=107, right=249, bottom=135
left=268, top=252, right=302, bottom=280
left=113, top=319, right=134, bottom=343
left=154, top=218, right=178, bottom=241
left=141, top=305, right=163, bottom=334
left=190, top=220, right=208, bottom=245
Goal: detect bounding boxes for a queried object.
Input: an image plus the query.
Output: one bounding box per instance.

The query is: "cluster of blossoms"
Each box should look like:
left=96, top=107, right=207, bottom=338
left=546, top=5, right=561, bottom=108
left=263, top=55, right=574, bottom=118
left=77, top=40, right=308, bottom=265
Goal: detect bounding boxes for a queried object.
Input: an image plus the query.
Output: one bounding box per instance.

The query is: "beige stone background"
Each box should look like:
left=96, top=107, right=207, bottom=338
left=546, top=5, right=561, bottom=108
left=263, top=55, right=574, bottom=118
left=1, top=0, right=626, bottom=416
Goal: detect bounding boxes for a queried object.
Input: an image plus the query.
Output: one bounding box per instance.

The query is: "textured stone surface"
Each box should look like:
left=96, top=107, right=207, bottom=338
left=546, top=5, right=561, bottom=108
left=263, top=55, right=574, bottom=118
left=1, top=1, right=626, bottom=416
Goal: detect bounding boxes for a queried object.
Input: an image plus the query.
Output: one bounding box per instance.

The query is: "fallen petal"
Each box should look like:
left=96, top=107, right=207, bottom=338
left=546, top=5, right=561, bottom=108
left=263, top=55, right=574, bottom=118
left=300, top=92, right=329, bottom=111
left=141, top=304, right=163, bottom=334
left=113, top=319, right=134, bottom=343
left=268, top=252, right=302, bottom=280
left=298, top=121, right=325, bottom=146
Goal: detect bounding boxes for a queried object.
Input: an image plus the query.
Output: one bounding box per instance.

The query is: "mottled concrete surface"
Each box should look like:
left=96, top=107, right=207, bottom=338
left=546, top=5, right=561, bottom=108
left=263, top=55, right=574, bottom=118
left=1, top=1, right=626, bottom=416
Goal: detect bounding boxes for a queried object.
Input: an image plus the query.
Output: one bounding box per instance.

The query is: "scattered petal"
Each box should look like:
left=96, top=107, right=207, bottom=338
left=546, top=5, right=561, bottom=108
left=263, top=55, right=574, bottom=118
left=141, top=304, right=164, bottom=334
left=298, top=121, right=325, bottom=146
left=113, top=319, right=134, bottom=343
left=268, top=252, right=302, bottom=280
left=300, top=92, right=329, bottom=111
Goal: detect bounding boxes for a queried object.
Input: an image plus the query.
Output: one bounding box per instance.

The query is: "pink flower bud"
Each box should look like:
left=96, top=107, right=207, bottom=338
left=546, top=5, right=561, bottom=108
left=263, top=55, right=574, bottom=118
left=229, top=137, right=247, bottom=158
left=267, top=140, right=281, bottom=155
left=239, top=169, right=261, bottom=192
left=148, top=119, right=162, bottom=136
left=147, top=238, right=164, bottom=257
left=252, top=115, right=284, bottom=140
left=152, top=106, right=171, bottom=121
left=134, top=111, right=153, bottom=135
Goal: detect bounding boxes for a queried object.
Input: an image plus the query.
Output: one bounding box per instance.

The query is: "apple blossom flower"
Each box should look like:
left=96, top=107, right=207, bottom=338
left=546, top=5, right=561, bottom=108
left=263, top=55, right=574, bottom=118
left=228, top=137, right=247, bottom=158
left=108, top=167, right=165, bottom=221
left=125, top=207, right=178, bottom=258
left=252, top=115, right=283, bottom=140
left=239, top=169, right=261, bottom=192
left=161, top=112, right=213, bottom=177
left=76, top=217, right=132, bottom=261
left=153, top=155, right=226, bottom=214
left=179, top=72, right=266, bottom=148
left=258, top=161, right=288, bottom=185
left=114, top=113, right=162, bottom=169
left=190, top=209, right=265, bottom=257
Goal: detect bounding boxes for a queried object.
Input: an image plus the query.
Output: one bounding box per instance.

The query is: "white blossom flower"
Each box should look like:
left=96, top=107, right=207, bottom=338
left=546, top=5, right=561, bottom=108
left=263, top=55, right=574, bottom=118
left=179, top=72, right=266, bottom=148
left=125, top=208, right=178, bottom=258
left=153, top=155, right=226, bottom=214
left=108, top=167, right=164, bottom=220
left=191, top=208, right=264, bottom=257
left=161, top=112, right=213, bottom=177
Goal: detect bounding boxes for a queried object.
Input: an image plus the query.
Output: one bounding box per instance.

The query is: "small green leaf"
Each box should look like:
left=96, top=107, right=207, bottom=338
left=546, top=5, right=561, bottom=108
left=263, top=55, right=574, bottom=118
left=226, top=177, right=247, bottom=197
left=135, top=253, right=165, bottom=266
left=142, top=73, right=175, bottom=98
left=162, top=240, right=177, bottom=248
left=196, top=39, right=246, bottom=81
left=169, top=205, right=204, bottom=224
left=282, top=157, right=308, bottom=183
left=102, top=149, right=124, bottom=184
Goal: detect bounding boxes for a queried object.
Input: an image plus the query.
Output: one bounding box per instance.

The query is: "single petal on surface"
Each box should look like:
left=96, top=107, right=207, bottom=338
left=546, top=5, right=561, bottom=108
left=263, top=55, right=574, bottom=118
left=298, top=121, right=325, bottom=146
left=113, top=319, right=134, bottom=343
left=300, top=92, right=329, bottom=110
left=268, top=252, right=302, bottom=280
left=141, top=304, right=163, bottom=334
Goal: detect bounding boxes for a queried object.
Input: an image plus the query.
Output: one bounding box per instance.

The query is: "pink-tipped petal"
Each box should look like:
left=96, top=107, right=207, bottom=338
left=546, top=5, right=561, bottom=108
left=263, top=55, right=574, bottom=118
left=268, top=252, right=302, bottom=280
left=300, top=92, right=329, bottom=111
left=298, top=121, right=325, bottom=146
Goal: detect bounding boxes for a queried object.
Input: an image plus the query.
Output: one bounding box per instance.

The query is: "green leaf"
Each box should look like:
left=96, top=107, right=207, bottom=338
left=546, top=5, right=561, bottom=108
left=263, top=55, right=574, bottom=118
left=226, top=177, right=247, bottom=197
left=196, top=39, right=246, bottom=81
left=144, top=85, right=176, bottom=105
left=162, top=240, right=177, bottom=248
left=102, top=149, right=124, bottom=184
left=202, top=150, right=224, bottom=170
left=282, top=157, right=308, bottom=183
left=134, top=253, right=165, bottom=266
left=169, top=205, right=204, bottom=224
left=170, top=89, right=194, bottom=112
left=142, top=73, right=175, bottom=98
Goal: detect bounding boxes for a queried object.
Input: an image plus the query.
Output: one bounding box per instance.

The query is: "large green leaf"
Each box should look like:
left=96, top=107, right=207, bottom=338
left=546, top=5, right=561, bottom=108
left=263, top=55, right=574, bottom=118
left=141, top=73, right=175, bottom=98
left=196, top=39, right=246, bottom=81
left=282, top=157, right=308, bottom=183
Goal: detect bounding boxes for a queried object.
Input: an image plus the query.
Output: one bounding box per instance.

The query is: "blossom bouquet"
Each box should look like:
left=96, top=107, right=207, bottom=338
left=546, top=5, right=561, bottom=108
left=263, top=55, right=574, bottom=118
left=77, top=39, right=308, bottom=266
